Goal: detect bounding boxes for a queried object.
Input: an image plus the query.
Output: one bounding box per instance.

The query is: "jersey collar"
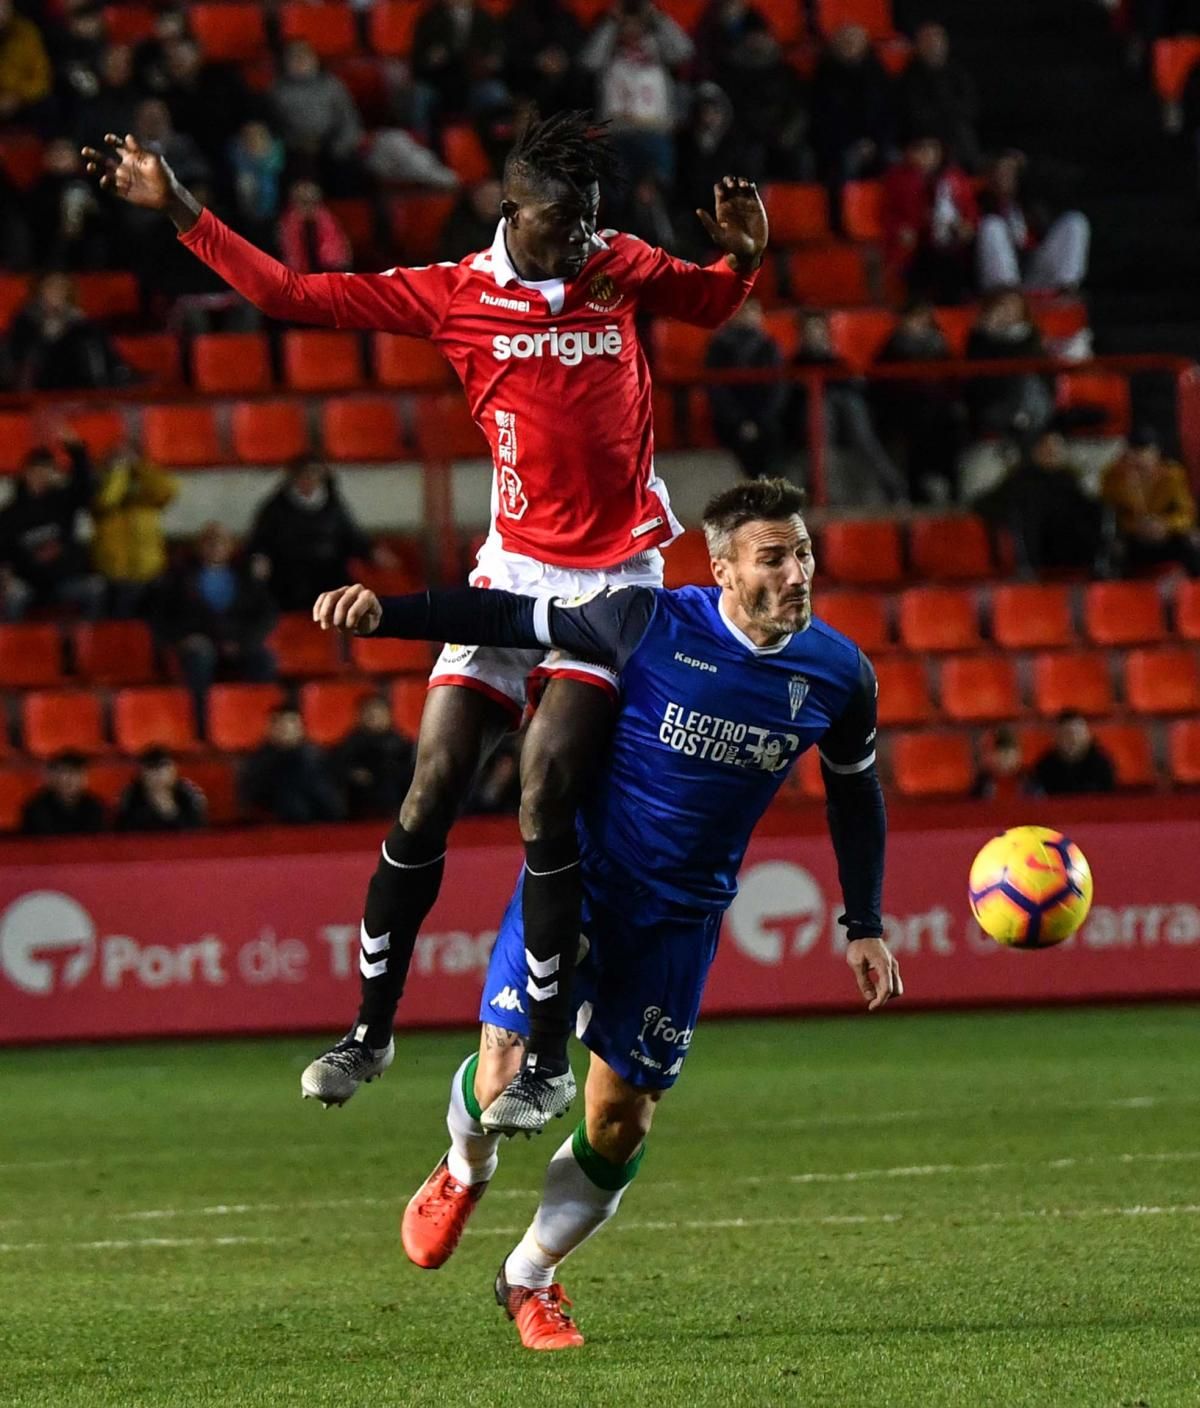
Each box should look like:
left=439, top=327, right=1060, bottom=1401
left=717, top=597, right=795, bottom=656
left=476, top=222, right=610, bottom=315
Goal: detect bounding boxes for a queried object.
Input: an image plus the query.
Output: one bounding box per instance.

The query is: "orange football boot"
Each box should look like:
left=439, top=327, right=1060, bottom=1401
left=494, top=1259, right=585, bottom=1350
left=401, top=1156, right=488, bottom=1269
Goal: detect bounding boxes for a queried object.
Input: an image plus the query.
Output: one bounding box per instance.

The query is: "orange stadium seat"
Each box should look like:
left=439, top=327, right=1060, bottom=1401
left=762, top=0, right=805, bottom=42
left=300, top=680, right=378, bottom=746
left=326, top=196, right=377, bottom=255
left=391, top=678, right=427, bottom=738
left=102, top=5, right=157, bottom=44
left=898, top=587, right=980, bottom=652
left=0, top=135, right=43, bottom=190
left=940, top=656, right=1022, bottom=723
left=651, top=322, right=713, bottom=381
left=65, top=410, right=127, bottom=459
left=657, top=0, right=707, bottom=30
left=23, top=691, right=108, bottom=759
left=761, top=308, right=800, bottom=359
left=143, top=405, right=222, bottom=467
left=1125, top=648, right=1200, bottom=714
left=1084, top=581, right=1164, bottom=647
left=662, top=531, right=713, bottom=588
left=932, top=305, right=974, bottom=356
left=651, top=386, right=678, bottom=450
left=193, top=332, right=273, bottom=393
left=388, top=193, right=456, bottom=261
left=283, top=330, right=364, bottom=391
left=1152, top=36, right=1200, bottom=102
left=874, top=658, right=932, bottom=725
left=991, top=583, right=1074, bottom=650
left=1175, top=580, right=1200, bottom=641
left=1056, top=369, right=1131, bottom=436
left=891, top=731, right=973, bottom=798
left=74, top=271, right=140, bottom=321
left=415, top=396, right=489, bottom=458
left=1168, top=719, right=1200, bottom=784
left=1094, top=722, right=1157, bottom=788
left=113, top=687, right=199, bottom=754
left=73, top=621, right=156, bottom=686
left=369, top=1, right=422, bottom=56
left=0, top=272, right=30, bottom=328
left=322, top=395, right=403, bottom=461
left=815, top=0, right=894, bottom=37
left=0, top=770, right=41, bottom=830
left=231, top=400, right=310, bottom=464
left=113, top=333, right=182, bottom=386
left=178, top=756, right=240, bottom=824
left=87, top=759, right=138, bottom=808
left=1031, top=651, right=1113, bottom=718
left=0, top=411, right=34, bottom=473
left=270, top=614, right=345, bottom=677
left=0, top=624, right=63, bottom=687
left=374, top=333, right=453, bottom=389
left=821, top=520, right=902, bottom=584
left=787, top=246, right=872, bottom=305
left=207, top=684, right=285, bottom=752
left=351, top=636, right=432, bottom=675
left=841, top=180, right=885, bottom=241
left=1036, top=301, right=1089, bottom=343
left=828, top=310, right=895, bottom=372
left=909, top=515, right=992, bottom=580
left=279, top=3, right=357, bottom=57
left=190, top=4, right=267, bottom=61
left=762, top=184, right=830, bottom=244
left=443, top=124, right=493, bottom=183
left=815, top=592, right=891, bottom=653
left=1017, top=723, right=1055, bottom=768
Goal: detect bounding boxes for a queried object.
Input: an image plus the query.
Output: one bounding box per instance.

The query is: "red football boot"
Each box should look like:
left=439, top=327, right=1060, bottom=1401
left=401, top=1155, right=488, bottom=1270
left=494, top=1258, right=585, bottom=1350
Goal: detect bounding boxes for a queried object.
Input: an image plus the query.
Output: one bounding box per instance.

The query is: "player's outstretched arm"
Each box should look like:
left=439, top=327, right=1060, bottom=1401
left=696, top=175, right=769, bottom=275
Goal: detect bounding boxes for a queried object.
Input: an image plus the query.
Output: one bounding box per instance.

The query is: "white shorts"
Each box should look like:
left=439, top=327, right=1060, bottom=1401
left=428, top=537, right=664, bottom=724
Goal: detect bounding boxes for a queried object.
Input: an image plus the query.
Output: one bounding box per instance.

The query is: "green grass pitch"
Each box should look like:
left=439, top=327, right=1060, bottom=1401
left=3, top=1006, right=1199, bottom=1407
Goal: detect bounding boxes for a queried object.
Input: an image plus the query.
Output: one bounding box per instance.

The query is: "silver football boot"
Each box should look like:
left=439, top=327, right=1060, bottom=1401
left=300, top=1028, right=395, bottom=1108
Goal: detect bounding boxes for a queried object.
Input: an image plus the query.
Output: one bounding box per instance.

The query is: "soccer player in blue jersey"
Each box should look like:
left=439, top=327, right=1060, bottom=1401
left=313, top=477, right=901, bottom=1351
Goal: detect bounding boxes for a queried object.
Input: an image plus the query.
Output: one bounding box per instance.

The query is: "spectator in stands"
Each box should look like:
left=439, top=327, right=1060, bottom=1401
left=965, top=289, right=1055, bottom=435
left=0, top=433, right=105, bottom=620
left=676, top=83, right=766, bottom=254
left=132, top=97, right=211, bottom=190
left=72, top=42, right=141, bottom=151
left=333, top=694, right=416, bottom=820
left=621, top=170, right=679, bottom=250
left=6, top=272, right=126, bottom=392
left=161, top=38, right=251, bottom=181
left=0, top=0, right=54, bottom=128
left=702, top=19, right=812, bottom=182
left=438, top=178, right=502, bottom=260
left=897, top=22, right=981, bottom=172
left=21, top=751, right=105, bottom=836
left=132, top=5, right=188, bottom=97
left=412, top=0, right=508, bottom=120
left=156, top=523, right=277, bottom=727
left=810, top=24, right=894, bottom=189
left=239, top=706, right=344, bottom=825
left=883, top=134, right=978, bottom=304
left=1101, top=426, right=1200, bottom=576
left=793, top=312, right=907, bottom=503
left=705, top=296, right=786, bottom=477
left=277, top=181, right=353, bottom=275
left=581, top=0, right=694, bottom=189
left=1034, top=712, right=1116, bottom=796
left=91, top=445, right=179, bottom=617
left=28, top=138, right=110, bottom=271
left=229, top=122, right=288, bottom=246
left=504, top=0, right=589, bottom=117
left=465, top=736, right=522, bottom=815
left=976, top=151, right=1090, bottom=294
left=271, top=41, right=364, bottom=188
left=247, top=458, right=393, bottom=612
left=53, top=0, right=107, bottom=117
left=971, top=725, right=1039, bottom=802
left=115, top=747, right=207, bottom=832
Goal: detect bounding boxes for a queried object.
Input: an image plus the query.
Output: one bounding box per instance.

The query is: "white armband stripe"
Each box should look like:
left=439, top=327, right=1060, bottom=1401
left=533, top=596, right=553, bottom=647
left=819, top=750, right=876, bottom=775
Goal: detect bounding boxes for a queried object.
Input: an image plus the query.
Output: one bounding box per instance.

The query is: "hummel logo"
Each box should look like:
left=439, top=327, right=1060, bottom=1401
left=674, top=652, right=717, bottom=673
left=480, top=291, right=531, bottom=312
left=489, top=985, right=524, bottom=1013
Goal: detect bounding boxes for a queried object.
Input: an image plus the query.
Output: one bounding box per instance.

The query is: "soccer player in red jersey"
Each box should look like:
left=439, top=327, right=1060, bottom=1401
left=84, top=113, right=768, bottom=1130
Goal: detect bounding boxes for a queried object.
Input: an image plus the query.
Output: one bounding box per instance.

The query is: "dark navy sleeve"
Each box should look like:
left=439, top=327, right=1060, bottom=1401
left=819, top=651, right=886, bottom=941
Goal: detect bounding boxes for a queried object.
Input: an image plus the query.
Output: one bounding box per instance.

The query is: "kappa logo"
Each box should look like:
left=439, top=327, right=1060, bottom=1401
left=0, top=891, right=95, bottom=995
left=788, top=673, right=810, bottom=720
left=489, top=985, right=525, bottom=1013
left=674, top=651, right=717, bottom=674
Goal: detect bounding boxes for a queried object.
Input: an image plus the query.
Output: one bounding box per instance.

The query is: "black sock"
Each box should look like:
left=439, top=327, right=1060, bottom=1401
left=520, top=834, right=581, bottom=1077
left=355, top=821, right=446, bottom=1048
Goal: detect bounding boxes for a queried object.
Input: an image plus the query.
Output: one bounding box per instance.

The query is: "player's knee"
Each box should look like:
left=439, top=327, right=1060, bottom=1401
left=586, top=1091, right=660, bottom=1165
left=518, top=751, right=583, bottom=841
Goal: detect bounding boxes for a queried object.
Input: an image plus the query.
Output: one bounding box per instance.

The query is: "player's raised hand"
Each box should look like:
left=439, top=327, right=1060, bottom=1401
left=81, top=133, right=173, bottom=209
left=313, top=584, right=383, bottom=636
left=845, top=936, right=903, bottom=1012
left=696, top=176, right=768, bottom=272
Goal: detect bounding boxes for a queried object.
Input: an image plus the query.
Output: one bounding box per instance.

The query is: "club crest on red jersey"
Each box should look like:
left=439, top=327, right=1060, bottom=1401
left=586, top=273, right=621, bottom=312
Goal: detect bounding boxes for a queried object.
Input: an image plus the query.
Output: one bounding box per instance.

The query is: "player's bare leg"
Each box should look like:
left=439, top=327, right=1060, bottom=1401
left=482, top=679, right=613, bottom=1136
left=401, top=1024, right=524, bottom=1268
left=301, top=688, right=511, bottom=1107
left=497, top=1052, right=661, bottom=1349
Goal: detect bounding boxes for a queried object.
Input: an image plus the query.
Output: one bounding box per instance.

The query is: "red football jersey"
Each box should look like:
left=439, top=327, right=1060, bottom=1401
left=179, top=214, right=757, bottom=568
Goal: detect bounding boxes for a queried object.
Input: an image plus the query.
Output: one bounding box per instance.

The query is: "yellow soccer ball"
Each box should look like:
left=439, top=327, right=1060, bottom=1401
left=968, top=825, right=1093, bottom=949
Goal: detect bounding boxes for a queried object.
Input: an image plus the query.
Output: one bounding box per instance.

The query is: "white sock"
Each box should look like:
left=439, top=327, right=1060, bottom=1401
left=446, top=1053, right=500, bottom=1187
left=504, top=1122, right=643, bottom=1289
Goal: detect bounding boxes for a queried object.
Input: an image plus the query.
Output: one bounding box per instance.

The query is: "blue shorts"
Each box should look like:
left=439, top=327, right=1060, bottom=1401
left=479, top=870, right=722, bottom=1090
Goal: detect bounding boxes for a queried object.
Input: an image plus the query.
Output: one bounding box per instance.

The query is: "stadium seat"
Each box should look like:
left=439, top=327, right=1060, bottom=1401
left=113, top=687, right=200, bottom=754
left=207, top=684, right=286, bottom=752
left=940, top=656, right=1022, bottom=723
left=1152, top=36, right=1200, bottom=103
left=391, top=678, right=427, bottom=738
left=1035, top=301, right=1089, bottom=344
left=787, top=246, right=872, bottom=305
left=1017, top=723, right=1055, bottom=768
left=652, top=386, right=679, bottom=450
left=415, top=396, right=489, bottom=458
left=23, top=691, right=108, bottom=760
left=891, top=731, right=973, bottom=798
left=0, top=769, right=41, bottom=830
left=300, top=679, right=378, bottom=746
left=387, top=193, right=457, bottom=261
left=651, top=322, right=713, bottom=381
left=814, top=0, right=894, bottom=37
left=143, top=405, right=222, bottom=467
left=762, top=184, right=830, bottom=244
left=0, top=624, right=63, bottom=688
left=270, top=613, right=345, bottom=677
left=369, top=1, right=422, bottom=56
left=0, top=134, right=43, bottom=190
left=1055, top=369, right=1131, bottom=437
left=279, top=3, right=357, bottom=57
left=909, top=515, right=992, bottom=580
left=1032, top=651, right=1113, bottom=718
left=1124, top=648, right=1200, bottom=714
left=65, top=409, right=126, bottom=459
left=73, top=621, right=156, bottom=686
left=828, top=310, right=895, bottom=373
left=0, top=411, right=33, bottom=473
left=113, top=333, right=182, bottom=386
left=75, top=271, right=140, bottom=321
left=351, top=635, right=432, bottom=675
left=190, top=4, right=267, bottom=61
left=761, top=309, right=800, bottom=359
left=231, top=400, right=310, bottom=464
left=1083, top=581, right=1165, bottom=647
left=898, top=587, right=980, bottom=652
left=841, top=180, right=885, bottom=241
left=815, top=592, right=891, bottom=653
left=443, top=124, right=493, bottom=183
left=326, top=196, right=377, bottom=256
left=874, top=658, right=933, bottom=725
left=1175, top=580, right=1200, bottom=641
left=178, top=756, right=240, bottom=824
left=760, top=0, right=804, bottom=42
left=662, top=531, right=713, bottom=588
left=0, top=272, right=30, bottom=329
left=192, top=332, right=272, bottom=393
left=374, top=333, right=453, bottom=390
left=820, top=520, right=902, bottom=585
left=102, top=5, right=158, bottom=44
left=1093, top=722, right=1157, bottom=788
left=87, top=759, right=138, bottom=808
left=656, top=0, right=707, bottom=30
left=322, top=396, right=403, bottom=461
left=932, top=305, right=974, bottom=356
left=1167, top=719, right=1200, bottom=785
left=282, top=331, right=365, bottom=391
left=991, top=584, right=1075, bottom=650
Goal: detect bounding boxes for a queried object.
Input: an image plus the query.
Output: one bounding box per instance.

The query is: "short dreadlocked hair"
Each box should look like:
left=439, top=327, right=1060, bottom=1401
left=702, top=478, right=808, bottom=560
left=503, top=110, right=619, bottom=197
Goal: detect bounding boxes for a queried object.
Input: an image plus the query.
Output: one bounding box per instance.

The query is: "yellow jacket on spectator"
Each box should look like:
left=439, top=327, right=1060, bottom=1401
left=92, top=456, right=179, bottom=583
left=1101, top=452, right=1197, bottom=537
left=0, top=13, right=52, bottom=108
